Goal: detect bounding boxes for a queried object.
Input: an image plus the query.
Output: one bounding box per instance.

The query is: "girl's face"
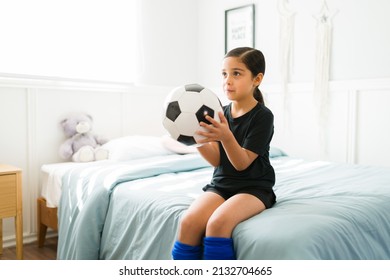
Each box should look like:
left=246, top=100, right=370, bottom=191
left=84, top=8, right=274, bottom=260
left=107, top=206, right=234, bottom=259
left=222, top=57, right=262, bottom=102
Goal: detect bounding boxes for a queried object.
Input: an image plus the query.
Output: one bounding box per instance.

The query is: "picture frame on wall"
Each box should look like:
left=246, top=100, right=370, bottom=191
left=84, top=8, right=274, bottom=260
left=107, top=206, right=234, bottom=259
left=225, top=4, right=255, bottom=53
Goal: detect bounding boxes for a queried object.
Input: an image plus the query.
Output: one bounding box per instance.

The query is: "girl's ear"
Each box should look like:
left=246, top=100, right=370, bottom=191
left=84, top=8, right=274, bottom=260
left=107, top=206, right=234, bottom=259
left=254, top=73, right=264, bottom=86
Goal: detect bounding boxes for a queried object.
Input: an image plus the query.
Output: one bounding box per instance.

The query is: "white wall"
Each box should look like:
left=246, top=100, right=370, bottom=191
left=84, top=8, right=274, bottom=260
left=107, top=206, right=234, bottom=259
left=196, top=0, right=390, bottom=165
left=135, top=0, right=199, bottom=86
left=262, top=79, right=390, bottom=166
left=196, top=0, right=390, bottom=85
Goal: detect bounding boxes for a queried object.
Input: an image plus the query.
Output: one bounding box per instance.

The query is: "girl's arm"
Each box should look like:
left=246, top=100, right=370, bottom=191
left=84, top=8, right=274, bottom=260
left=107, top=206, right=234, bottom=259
left=196, top=112, right=258, bottom=171
left=197, top=142, right=220, bottom=167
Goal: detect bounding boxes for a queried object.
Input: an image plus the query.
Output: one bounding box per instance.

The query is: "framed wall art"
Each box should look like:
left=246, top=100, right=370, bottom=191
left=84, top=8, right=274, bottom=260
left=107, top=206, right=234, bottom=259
left=225, top=4, right=255, bottom=53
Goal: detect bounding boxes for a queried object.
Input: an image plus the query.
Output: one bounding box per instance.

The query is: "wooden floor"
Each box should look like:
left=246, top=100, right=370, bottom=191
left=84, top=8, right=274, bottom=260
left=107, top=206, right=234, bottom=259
left=0, top=236, right=57, bottom=260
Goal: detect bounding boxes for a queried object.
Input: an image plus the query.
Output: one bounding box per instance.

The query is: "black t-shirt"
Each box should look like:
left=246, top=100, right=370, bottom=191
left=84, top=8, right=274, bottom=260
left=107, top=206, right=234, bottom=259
left=208, top=102, right=275, bottom=191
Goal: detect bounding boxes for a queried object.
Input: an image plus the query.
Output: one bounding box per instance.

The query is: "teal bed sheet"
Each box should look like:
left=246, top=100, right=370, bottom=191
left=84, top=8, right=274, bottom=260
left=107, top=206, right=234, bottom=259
left=57, top=154, right=390, bottom=260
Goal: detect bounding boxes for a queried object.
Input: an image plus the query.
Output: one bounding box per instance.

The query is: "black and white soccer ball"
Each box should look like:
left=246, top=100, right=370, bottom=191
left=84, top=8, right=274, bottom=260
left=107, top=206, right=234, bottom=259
left=162, top=84, right=223, bottom=146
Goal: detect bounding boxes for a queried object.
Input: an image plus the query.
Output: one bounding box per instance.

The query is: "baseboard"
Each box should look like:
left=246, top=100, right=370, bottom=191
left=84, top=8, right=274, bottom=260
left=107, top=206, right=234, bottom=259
left=2, top=230, right=57, bottom=248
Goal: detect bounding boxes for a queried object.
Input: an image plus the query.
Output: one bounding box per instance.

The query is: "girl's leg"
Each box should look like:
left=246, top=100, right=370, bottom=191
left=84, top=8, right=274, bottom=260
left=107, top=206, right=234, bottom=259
left=206, top=193, right=266, bottom=237
left=203, top=193, right=266, bottom=260
left=177, top=192, right=225, bottom=245
left=172, top=192, right=225, bottom=260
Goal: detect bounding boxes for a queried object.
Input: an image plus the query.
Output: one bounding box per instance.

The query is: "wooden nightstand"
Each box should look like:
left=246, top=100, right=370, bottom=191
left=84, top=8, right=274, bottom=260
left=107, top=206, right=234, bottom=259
left=0, top=164, right=23, bottom=260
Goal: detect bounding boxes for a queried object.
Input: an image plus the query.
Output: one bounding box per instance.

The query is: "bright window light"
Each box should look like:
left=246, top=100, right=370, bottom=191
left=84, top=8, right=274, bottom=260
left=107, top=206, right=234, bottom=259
left=0, top=0, right=136, bottom=83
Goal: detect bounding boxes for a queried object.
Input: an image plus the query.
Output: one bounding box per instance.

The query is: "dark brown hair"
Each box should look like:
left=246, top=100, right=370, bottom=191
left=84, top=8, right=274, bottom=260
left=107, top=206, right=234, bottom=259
left=224, top=47, right=266, bottom=104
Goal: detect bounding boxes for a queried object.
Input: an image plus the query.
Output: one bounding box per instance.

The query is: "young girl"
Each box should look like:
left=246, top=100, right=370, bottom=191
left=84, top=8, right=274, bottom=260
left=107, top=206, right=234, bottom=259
left=171, top=47, right=276, bottom=260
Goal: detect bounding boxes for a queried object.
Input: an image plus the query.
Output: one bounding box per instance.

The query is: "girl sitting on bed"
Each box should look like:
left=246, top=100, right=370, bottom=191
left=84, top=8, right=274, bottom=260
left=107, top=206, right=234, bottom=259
left=171, top=47, right=276, bottom=260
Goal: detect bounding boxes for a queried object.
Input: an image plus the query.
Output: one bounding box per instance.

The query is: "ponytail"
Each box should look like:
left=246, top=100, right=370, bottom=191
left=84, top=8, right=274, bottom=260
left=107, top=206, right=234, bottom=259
left=254, top=87, right=264, bottom=104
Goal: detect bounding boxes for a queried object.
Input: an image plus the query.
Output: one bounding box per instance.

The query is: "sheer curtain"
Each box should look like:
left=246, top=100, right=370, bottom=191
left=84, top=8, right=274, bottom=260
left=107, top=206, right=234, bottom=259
left=0, top=0, right=136, bottom=83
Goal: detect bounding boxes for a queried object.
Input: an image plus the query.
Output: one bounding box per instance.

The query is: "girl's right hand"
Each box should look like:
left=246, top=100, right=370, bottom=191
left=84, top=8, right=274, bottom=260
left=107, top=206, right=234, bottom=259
left=197, top=112, right=232, bottom=144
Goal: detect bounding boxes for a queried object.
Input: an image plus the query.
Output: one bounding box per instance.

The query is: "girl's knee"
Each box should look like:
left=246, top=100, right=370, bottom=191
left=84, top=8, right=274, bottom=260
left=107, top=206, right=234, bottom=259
left=206, top=214, right=233, bottom=237
left=178, top=212, right=205, bottom=237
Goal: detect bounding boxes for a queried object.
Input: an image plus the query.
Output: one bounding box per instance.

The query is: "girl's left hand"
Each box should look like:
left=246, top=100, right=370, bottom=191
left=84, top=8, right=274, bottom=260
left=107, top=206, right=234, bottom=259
left=196, top=111, right=232, bottom=144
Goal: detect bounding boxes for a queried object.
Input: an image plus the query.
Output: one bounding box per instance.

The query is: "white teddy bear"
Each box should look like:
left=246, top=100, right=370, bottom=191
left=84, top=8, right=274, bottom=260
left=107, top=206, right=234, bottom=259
left=58, top=113, right=109, bottom=162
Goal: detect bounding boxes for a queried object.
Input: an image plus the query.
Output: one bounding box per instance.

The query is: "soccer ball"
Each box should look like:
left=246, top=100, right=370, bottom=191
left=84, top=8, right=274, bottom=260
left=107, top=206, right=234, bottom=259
left=162, top=84, right=223, bottom=146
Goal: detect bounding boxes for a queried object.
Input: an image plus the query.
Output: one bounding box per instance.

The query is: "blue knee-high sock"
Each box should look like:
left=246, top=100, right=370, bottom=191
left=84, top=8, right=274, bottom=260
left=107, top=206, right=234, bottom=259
left=203, top=237, right=236, bottom=260
left=171, top=240, right=202, bottom=260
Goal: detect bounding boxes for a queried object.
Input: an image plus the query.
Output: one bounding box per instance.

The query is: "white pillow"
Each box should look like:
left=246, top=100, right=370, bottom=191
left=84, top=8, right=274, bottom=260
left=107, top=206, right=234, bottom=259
left=161, top=135, right=198, bottom=154
left=102, top=135, right=174, bottom=161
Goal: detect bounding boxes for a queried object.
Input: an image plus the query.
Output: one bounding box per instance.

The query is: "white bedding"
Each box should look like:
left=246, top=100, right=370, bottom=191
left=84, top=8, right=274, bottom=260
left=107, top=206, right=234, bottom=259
left=40, top=162, right=86, bottom=207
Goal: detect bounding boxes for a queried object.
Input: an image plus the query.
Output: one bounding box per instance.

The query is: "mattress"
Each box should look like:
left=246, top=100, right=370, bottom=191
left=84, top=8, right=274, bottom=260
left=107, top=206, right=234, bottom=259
left=40, top=161, right=107, bottom=207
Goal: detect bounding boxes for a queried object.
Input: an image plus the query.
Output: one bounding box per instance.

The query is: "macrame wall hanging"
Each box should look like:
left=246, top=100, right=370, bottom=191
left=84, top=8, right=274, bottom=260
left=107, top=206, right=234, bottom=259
left=313, top=0, right=337, bottom=153
left=277, top=0, right=296, bottom=129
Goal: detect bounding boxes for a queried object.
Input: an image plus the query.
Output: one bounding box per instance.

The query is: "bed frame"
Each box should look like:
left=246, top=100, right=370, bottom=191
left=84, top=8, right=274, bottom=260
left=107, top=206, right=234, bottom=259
left=37, top=197, right=58, bottom=247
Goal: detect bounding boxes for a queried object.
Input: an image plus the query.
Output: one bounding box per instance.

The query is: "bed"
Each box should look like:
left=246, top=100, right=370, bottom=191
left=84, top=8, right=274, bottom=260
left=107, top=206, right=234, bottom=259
left=38, top=135, right=390, bottom=260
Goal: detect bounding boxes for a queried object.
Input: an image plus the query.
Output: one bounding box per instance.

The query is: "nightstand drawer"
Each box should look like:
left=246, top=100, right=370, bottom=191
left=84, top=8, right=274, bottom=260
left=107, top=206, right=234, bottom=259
left=0, top=174, right=17, bottom=217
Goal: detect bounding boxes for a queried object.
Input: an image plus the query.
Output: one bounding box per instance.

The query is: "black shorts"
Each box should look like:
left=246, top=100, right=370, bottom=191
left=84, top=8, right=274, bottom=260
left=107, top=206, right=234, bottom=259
left=203, top=185, right=276, bottom=209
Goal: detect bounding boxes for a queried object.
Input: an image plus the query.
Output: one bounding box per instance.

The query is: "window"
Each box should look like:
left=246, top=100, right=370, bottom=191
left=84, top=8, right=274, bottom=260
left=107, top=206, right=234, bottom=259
left=0, top=0, right=136, bottom=83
